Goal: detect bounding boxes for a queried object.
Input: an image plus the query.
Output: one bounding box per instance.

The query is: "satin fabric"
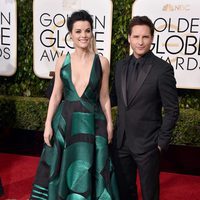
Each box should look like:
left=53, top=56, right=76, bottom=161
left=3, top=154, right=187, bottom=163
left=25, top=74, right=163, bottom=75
left=30, top=53, right=119, bottom=200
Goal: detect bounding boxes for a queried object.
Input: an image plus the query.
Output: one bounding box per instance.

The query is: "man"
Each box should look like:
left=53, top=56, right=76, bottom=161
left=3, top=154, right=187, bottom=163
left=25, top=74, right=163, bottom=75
left=110, top=16, right=179, bottom=200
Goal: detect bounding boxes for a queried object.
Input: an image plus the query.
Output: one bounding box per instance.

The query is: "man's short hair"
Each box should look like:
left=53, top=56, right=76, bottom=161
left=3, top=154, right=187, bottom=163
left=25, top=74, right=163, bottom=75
left=128, top=16, right=154, bottom=36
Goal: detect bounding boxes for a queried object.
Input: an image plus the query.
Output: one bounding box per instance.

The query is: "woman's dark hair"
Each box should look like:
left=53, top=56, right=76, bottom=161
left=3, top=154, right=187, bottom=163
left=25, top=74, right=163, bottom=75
left=67, top=10, right=93, bottom=32
left=128, top=16, right=154, bottom=36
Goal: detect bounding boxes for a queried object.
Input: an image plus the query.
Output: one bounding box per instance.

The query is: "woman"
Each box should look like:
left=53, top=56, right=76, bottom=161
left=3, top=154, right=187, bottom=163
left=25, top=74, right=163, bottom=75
left=30, top=10, right=119, bottom=199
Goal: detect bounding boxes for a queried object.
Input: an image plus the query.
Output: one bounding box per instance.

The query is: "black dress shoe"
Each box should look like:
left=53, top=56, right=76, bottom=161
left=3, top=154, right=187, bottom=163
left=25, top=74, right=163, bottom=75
left=0, top=178, right=4, bottom=196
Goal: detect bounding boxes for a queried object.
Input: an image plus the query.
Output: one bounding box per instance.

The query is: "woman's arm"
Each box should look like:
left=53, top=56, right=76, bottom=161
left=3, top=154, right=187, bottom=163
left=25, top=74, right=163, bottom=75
left=43, top=55, right=65, bottom=146
left=99, top=56, right=113, bottom=144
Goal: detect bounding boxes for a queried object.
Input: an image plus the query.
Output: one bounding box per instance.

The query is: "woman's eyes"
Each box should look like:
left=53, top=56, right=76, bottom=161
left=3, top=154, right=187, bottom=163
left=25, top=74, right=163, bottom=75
left=75, top=29, right=91, bottom=33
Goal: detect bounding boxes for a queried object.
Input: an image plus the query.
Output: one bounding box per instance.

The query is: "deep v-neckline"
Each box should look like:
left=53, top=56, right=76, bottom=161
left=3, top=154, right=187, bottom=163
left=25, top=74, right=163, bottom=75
left=69, top=54, right=96, bottom=98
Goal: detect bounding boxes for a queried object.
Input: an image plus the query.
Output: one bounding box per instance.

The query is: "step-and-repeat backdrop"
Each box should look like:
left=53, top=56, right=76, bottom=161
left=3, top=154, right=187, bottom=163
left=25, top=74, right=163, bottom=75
left=0, top=0, right=17, bottom=76
left=33, top=0, right=113, bottom=78
left=0, top=0, right=200, bottom=89
left=133, top=0, right=200, bottom=89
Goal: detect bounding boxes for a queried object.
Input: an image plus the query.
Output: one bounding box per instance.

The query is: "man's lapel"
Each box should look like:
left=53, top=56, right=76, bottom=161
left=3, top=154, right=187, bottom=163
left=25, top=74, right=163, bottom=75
left=128, top=52, right=153, bottom=107
left=121, top=55, right=132, bottom=107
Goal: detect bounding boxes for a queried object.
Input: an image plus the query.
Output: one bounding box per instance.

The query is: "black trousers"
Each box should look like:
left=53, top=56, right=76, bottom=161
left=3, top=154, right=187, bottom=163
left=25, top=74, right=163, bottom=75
left=112, top=138, right=160, bottom=200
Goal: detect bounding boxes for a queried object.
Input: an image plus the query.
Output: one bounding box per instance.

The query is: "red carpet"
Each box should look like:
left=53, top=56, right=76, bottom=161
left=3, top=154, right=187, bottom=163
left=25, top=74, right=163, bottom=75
left=0, top=153, right=200, bottom=200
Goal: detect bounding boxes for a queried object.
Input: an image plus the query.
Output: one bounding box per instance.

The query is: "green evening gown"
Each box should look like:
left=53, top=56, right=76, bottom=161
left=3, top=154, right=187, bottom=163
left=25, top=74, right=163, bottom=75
left=30, top=53, right=119, bottom=200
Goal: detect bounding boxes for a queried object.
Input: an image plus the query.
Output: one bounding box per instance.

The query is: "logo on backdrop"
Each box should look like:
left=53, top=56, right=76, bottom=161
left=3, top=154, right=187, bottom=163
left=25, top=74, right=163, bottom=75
left=133, top=0, right=200, bottom=89
left=0, top=0, right=17, bottom=76
left=33, top=0, right=113, bottom=78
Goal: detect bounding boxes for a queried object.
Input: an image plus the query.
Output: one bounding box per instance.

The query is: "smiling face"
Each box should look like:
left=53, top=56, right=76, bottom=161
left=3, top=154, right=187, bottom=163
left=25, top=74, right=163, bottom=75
left=128, top=25, right=153, bottom=58
left=70, top=20, right=93, bottom=50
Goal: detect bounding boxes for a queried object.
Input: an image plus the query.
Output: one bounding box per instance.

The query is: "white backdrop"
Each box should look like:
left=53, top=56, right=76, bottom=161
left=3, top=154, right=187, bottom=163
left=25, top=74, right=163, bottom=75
left=33, top=0, right=113, bottom=78
left=133, top=0, right=200, bottom=89
left=0, top=0, right=17, bottom=76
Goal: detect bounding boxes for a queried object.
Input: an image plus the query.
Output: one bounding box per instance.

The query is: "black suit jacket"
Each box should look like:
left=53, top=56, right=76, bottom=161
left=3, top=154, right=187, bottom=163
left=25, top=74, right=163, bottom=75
left=110, top=51, right=179, bottom=154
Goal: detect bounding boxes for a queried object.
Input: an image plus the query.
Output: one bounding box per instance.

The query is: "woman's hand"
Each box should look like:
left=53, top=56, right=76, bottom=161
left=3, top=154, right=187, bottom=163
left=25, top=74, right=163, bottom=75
left=43, top=124, right=53, bottom=147
left=107, top=122, right=113, bottom=144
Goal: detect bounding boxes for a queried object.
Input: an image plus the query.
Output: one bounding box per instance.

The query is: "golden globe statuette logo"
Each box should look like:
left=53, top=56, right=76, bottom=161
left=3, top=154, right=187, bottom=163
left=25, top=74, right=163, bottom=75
left=163, top=4, right=190, bottom=12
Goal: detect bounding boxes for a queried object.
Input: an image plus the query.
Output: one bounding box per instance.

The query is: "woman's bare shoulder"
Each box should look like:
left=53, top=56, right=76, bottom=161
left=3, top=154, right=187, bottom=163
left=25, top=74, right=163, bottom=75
left=55, top=54, right=68, bottom=69
left=98, top=54, right=109, bottom=68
